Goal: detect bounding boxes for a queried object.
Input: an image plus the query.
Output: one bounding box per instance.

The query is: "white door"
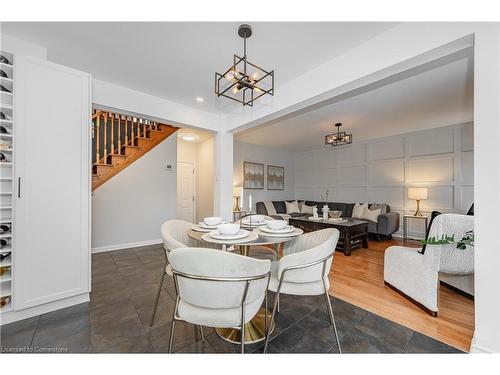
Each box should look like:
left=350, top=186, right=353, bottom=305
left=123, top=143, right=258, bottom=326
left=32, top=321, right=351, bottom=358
left=14, top=56, right=91, bottom=310
left=177, top=162, right=195, bottom=222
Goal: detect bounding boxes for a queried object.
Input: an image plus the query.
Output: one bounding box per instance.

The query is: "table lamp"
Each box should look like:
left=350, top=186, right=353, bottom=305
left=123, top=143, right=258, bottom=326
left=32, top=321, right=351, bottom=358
left=233, top=187, right=242, bottom=211
left=408, top=187, right=428, bottom=216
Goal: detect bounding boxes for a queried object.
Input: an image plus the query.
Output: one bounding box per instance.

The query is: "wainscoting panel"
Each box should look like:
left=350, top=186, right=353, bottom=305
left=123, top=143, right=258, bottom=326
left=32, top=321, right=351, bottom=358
left=293, top=123, right=473, bottom=237
left=407, top=157, right=455, bottom=183
left=368, top=159, right=405, bottom=185
left=408, top=127, right=454, bottom=157
left=461, top=152, right=474, bottom=184
left=370, top=137, right=405, bottom=161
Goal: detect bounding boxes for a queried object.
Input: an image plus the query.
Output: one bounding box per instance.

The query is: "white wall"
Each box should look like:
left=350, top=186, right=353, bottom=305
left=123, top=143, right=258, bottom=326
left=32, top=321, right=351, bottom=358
left=91, top=136, right=177, bottom=252
left=0, top=33, right=47, bottom=59
left=196, top=138, right=215, bottom=222
left=293, top=123, right=473, bottom=238
left=234, top=141, right=295, bottom=212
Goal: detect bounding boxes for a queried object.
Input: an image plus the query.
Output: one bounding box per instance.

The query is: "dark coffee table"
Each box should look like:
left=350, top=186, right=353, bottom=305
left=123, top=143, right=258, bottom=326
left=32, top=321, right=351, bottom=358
left=289, top=216, right=369, bottom=256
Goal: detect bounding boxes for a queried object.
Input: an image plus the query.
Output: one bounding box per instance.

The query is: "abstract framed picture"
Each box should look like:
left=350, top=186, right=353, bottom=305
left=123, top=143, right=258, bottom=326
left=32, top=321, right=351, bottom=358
left=243, top=162, right=265, bottom=189
left=267, top=165, right=284, bottom=190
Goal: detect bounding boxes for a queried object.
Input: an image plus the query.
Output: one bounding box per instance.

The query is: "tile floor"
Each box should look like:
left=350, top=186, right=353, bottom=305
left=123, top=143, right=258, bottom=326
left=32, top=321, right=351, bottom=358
left=0, top=245, right=462, bottom=354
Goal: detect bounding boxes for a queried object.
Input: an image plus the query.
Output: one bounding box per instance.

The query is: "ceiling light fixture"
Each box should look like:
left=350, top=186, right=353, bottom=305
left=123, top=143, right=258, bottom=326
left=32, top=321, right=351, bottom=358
left=196, top=97, right=204, bottom=103
left=324, top=123, right=353, bottom=147
left=181, top=134, right=197, bottom=142
left=215, top=24, right=274, bottom=107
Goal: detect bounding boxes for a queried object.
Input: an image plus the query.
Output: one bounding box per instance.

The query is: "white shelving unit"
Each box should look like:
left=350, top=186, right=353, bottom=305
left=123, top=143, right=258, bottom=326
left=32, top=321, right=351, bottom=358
left=0, top=49, right=14, bottom=313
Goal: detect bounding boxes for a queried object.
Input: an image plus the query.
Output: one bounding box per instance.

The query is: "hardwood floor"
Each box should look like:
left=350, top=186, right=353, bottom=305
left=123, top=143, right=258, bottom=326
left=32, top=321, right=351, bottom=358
left=328, top=238, right=474, bottom=352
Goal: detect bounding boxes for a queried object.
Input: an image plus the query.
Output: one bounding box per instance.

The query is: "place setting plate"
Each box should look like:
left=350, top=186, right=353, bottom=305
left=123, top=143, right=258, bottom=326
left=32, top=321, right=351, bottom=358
left=191, top=225, right=212, bottom=232
left=254, top=227, right=304, bottom=238
left=259, top=225, right=295, bottom=234
left=201, top=229, right=258, bottom=244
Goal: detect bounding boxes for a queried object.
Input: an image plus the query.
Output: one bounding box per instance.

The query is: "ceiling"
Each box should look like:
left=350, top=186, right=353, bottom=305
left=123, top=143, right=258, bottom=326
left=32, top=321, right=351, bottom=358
left=1, top=22, right=396, bottom=113
left=235, top=49, right=474, bottom=152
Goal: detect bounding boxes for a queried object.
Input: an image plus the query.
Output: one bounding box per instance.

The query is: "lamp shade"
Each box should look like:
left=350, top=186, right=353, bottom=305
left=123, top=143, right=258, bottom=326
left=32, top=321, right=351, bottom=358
left=233, top=187, right=242, bottom=197
left=408, top=187, right=428, bottom=200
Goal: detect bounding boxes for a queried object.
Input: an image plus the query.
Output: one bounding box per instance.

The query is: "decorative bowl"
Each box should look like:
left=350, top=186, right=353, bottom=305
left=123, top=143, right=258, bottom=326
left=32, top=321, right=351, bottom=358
left=217, top=223, right=240, bottom=235
left=266, top=220, right=287, bottom=230
left=204, top=216, right=222, bottom=226
left=329, top=210, right=342, bottom=219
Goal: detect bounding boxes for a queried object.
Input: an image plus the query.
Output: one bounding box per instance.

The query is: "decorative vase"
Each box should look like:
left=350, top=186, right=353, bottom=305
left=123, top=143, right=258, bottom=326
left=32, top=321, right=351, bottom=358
left=322, top=205, right=329, bottom=220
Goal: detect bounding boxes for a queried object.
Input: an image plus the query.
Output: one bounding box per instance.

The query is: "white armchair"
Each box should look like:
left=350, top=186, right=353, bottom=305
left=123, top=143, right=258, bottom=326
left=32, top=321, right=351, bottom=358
left=384, top=213, right=474, bottom=316
left=264, top=228, right=342, bottom=353
left=168, top=247, right=271, bottom=353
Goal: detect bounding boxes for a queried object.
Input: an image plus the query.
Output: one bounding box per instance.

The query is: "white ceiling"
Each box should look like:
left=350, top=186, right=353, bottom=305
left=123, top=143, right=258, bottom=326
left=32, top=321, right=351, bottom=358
left=1, top=22, right=396, bottom=113
left=235, top=49, right=474, bottom=152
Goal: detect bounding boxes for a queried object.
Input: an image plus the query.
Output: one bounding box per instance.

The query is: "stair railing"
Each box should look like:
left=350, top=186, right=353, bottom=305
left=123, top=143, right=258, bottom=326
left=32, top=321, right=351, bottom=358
left=91, top=110, right=159, bottom=165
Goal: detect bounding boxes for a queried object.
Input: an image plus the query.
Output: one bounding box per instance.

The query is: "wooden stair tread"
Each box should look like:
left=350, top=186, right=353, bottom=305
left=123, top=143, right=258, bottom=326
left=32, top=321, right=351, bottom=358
left=93, top=163, right=113, bottom=167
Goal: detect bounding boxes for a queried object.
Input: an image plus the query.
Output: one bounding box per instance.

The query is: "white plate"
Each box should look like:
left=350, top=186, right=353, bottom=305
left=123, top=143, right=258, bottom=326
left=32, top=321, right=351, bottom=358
left=198, top=221, right=227, bottom=229
left=254, top=228, right=304, bottom=238
left=259, top=225, right=295, bottom=234
left=241, top=219, right=266, bottom=226
left=191, top=225, right=211, bottom=232
left=209, top=229, right=250, bottom=240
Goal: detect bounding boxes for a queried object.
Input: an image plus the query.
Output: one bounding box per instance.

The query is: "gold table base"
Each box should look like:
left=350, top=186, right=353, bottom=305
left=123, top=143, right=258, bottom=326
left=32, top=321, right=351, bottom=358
left=215, top=307, right=275, bottom=344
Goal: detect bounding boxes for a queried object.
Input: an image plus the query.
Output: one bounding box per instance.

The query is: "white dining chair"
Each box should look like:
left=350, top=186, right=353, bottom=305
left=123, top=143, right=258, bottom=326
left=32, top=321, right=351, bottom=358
left=150, top=219, right=210, bottom=326
left=168, top=247, right=271, bottom=353
left=263, top=228, right=342, bottom=353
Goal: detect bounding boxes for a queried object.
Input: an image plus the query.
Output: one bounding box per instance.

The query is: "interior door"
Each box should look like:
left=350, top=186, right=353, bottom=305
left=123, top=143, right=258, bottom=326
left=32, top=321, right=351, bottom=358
left=14, top=56, right=91, bottom=310
left=177, top=162, right=195, bottom=222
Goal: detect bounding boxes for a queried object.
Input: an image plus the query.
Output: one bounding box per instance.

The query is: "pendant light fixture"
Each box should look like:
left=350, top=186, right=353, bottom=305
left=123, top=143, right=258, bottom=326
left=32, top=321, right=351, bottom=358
left=324, top=123, right=353, bottom=146
left=215, top=24, right=274, bottom=107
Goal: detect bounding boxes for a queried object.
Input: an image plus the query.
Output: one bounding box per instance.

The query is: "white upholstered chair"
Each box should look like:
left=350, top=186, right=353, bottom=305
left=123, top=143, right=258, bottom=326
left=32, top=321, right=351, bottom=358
left=150, top=220, right=211, bottom=326
left=168, top=247, right=271, bottom=353
left=264, top=228, right=342, bottom=353
left=384, top=213, right=474, bottom=316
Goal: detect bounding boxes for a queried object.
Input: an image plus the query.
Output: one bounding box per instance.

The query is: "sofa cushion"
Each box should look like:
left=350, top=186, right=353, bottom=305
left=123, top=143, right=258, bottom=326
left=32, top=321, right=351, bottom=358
left=369, top=203, right=388, bottom=214
left=273, top=201, right=286, bottom=214
left=367, top=221, right=378, bottom=234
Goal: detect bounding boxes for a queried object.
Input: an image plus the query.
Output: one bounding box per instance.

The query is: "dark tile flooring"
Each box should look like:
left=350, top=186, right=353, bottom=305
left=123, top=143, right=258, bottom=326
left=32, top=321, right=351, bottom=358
left=1, top=245, right=463, bottom=354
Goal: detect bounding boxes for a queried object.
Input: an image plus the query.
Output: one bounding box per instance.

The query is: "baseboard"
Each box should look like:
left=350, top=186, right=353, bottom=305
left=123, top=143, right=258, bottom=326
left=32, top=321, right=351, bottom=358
left=0, top=293, right=90, bottom=325
left=470, top=342, right=494, bottom=353
left=91, top=238, right=162, bottom=253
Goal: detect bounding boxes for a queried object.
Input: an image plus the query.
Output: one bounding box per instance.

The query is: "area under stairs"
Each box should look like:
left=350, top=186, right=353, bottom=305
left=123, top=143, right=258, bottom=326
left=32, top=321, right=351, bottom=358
left=91, top=110, right=178, bottom=190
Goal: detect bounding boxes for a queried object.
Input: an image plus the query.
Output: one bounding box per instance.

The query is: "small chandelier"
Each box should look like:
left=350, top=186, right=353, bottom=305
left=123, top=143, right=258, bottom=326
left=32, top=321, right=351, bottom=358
left=325, top=123, right=353, bottom=146
left=215, top=24, right=274, bottom=107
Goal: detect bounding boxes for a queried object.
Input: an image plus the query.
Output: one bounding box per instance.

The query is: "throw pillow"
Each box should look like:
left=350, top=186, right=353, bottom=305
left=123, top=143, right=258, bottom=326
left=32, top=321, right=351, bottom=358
left=369, top=203, right=387, bottom=214
left=285, top=200, right=300, bottom=214
left=360, top=207, right=381, bottom=222
left=352, top=203, right=368, bottom=218
left=301, top=204, right=315, bottom=215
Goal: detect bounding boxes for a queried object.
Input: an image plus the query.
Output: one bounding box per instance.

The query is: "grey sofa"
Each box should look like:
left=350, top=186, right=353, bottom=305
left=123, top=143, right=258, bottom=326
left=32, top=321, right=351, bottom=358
left=256, top=200, right=400, bottom=239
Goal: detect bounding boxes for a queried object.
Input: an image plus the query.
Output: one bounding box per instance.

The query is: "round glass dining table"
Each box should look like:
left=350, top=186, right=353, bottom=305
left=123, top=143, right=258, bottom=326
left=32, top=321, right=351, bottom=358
left=187, top=226, right=303, bottom=345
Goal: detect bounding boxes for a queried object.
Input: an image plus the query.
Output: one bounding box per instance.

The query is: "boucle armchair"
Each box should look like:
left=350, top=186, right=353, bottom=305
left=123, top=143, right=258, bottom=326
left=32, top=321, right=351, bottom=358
left=384, top=213, right=474, bottom=316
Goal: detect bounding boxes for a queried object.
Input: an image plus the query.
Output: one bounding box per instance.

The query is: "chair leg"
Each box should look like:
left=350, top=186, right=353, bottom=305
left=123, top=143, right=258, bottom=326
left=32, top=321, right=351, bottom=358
left=241, top=309, right=246, bottom=354
left=277, top=294, right=280, bottom=313
left=150, top=270, right=166, bottom=327
left=200, top=326, right=206, bottom=342
left=168, top=297, right=180, bottom=353
left=193, top=325, right=199, bottom=341
left=322, top=280, right=342, bottom=354
left=264, top=291, right=280, bottom=353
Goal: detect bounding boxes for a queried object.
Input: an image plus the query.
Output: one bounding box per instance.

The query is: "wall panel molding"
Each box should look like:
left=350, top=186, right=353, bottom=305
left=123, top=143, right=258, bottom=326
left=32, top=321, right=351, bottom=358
left=293, top=123, right=474, bottom=237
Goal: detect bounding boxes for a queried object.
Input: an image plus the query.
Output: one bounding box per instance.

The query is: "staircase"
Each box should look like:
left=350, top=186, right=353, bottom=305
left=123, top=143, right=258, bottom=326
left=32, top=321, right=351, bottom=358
left=91, top=110, right=178, bottom=190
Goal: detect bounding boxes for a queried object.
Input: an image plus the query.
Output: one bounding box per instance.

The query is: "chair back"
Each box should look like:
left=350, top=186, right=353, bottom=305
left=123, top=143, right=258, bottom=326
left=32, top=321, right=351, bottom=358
left=280, top=228, right=339, bottom=283
left=161, top=220, right=195, bottom=252
left=424, top=213, right=474, bottom=274
left=169, top=248, right=271, bottom=309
